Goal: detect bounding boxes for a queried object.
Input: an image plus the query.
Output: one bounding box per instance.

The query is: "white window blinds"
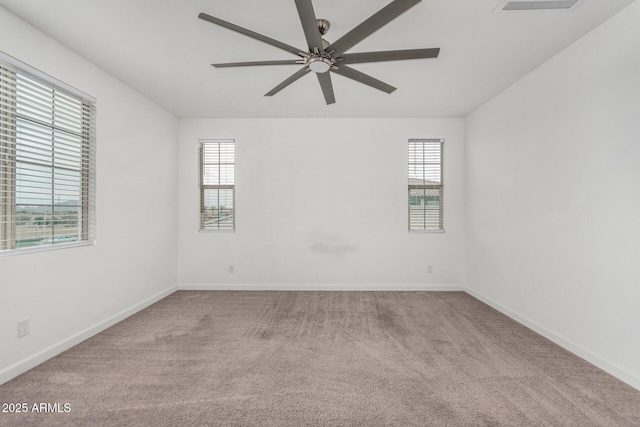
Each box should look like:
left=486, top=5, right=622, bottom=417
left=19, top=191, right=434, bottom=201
left=199, top=140, right=235, bottom=231
left=408, top=139, right=444, bottom=231
left=0, top=56, right=96, bottom=253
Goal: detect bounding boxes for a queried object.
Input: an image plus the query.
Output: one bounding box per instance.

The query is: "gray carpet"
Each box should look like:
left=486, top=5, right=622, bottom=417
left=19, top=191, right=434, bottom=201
left=1, top=291, right=639, bottom=426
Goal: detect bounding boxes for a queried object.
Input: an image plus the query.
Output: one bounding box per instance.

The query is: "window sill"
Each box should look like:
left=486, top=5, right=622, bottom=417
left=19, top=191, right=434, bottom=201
left=409, top=229, right=445, bottom=234
left=0, top=241, right=95, bottom=257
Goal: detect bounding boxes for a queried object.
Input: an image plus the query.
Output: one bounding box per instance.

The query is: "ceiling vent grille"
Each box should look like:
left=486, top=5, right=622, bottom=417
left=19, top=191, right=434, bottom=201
left=496, top=0, right=583, bottom=11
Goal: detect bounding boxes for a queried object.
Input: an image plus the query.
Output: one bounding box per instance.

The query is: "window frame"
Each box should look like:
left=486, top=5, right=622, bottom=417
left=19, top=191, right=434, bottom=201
left=0, top=52, right=96, bottom=256
left=408, top=138, right=444, bottom=233
left=199, top=139, right=235, bottom=232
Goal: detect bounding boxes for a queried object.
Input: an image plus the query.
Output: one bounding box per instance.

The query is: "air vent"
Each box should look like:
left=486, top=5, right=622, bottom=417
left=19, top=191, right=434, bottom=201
left=496, top=0, right=583, bottom=11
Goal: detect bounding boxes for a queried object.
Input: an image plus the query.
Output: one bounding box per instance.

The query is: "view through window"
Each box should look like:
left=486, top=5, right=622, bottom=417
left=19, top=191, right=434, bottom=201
left=408, top=139, right=444, bottom=231
left=199, top=140, right=235, bottom=231
left=0, top=56, right=96, bottom=253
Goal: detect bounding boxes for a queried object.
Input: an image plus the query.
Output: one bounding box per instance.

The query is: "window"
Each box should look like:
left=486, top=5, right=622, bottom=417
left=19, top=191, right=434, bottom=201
left=0, top=53, right=96, bottom=254
left=408, top=139, right=444, bottom=232
left=199, top=140, right=235, bottom=231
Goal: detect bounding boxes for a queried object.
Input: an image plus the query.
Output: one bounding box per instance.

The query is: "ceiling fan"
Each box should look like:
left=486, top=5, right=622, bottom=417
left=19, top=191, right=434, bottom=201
left=198, top=0, right=440, bottom=105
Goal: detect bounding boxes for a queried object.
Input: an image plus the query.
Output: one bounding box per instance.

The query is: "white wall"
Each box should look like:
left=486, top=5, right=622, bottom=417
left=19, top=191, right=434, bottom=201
left=465, top=1, right=640, bottom=389
left=0, top=7, right=179, bottom=383
left=179, top=118, right=465, bottom=289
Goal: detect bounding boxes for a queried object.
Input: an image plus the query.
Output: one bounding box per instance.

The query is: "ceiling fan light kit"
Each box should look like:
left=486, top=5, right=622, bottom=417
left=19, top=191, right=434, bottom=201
left=198, top=0, right=440, bottom=105
left=308, top=57, right=332, bottom=73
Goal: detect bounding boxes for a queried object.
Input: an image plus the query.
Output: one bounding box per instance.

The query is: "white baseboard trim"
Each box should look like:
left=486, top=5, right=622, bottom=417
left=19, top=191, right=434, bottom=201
left=464, top=287, right=640, bottom=392
left=179, top=283, right=464, bottom=292
left=0, top=286, right=178, bottom=386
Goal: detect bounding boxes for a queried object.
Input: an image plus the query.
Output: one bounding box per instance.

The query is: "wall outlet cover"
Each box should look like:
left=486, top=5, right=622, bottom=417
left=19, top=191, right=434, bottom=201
left=18, top=318, right=30, bottom=337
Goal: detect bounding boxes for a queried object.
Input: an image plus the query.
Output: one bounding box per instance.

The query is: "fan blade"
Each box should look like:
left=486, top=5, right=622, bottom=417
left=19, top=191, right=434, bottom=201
left=331, top=65, right=396, bottom=94
left=341, top=48, right=439, bottom=64
left=317, top=72, right=336, bottom=105
left=213, top=60, right=301, bottom=68
left=326, top=0, right=421, bottom=57
left=294, top=0, right=324, bottom=53
left=199, top=13, right=303, bottom=56
left=265, top=67, right=310, bottom=97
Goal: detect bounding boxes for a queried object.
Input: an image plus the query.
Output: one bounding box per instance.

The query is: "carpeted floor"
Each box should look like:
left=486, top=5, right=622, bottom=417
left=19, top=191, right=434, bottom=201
left=1, top=291, right=639, bottom=426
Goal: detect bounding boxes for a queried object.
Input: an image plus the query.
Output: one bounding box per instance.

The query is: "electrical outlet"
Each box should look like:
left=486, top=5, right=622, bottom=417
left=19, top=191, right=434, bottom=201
left=228, top=265, right=235, bottom=274
left=427, top=265, right=433, bottom=274
left=18, top=318, right=30, bottom=337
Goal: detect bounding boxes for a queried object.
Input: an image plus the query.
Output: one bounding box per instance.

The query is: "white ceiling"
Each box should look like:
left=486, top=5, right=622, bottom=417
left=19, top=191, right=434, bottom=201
left=0, top=0, right=634, bottom=118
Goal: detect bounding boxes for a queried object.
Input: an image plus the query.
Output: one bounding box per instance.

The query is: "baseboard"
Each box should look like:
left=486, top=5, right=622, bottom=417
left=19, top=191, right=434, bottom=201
left=0, top=286, right=178, bottom=386
left=464, top=287, right=640, bottom=392
left=179, top=283, right=464, bottom=292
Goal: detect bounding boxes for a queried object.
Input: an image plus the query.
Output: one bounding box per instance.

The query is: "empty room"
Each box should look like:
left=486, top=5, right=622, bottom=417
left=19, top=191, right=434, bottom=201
left=1, top=0, right=639, bottom=425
